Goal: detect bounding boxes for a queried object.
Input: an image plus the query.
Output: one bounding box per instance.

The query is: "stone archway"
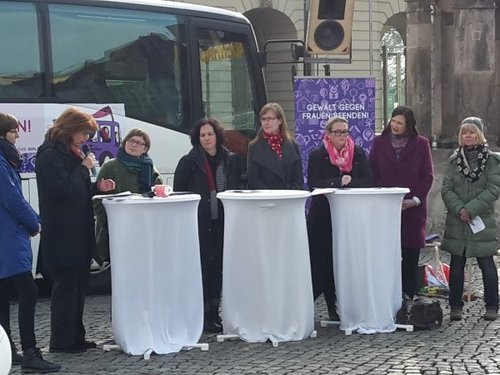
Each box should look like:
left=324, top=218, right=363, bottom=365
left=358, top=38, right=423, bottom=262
left=381, top=12, right=407, bottom=124
left=245, top=7, right=298, bottom=126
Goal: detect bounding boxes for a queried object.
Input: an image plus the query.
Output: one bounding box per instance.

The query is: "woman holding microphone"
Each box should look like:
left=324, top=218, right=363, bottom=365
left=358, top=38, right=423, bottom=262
left=36, top=107, right=115, bottom=353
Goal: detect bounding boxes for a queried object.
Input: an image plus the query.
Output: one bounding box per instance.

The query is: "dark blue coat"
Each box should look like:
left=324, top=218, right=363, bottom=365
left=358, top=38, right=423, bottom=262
left=0, top=152, right=39, bottom=279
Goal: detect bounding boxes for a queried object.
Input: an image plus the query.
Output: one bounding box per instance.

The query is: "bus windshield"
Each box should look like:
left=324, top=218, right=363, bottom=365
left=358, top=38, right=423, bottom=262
left=0, top=0, right=266, bottom=177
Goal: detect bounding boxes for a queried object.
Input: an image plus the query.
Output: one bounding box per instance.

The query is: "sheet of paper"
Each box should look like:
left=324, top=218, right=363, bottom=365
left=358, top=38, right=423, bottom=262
left=310, top=188, right=336, bottom=196
left=469, top=216, right=485, bottom=234
left=92, top=191, right=134, bottom=200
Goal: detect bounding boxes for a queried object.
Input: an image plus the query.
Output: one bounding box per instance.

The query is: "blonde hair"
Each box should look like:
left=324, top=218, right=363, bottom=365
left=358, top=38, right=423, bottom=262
left=251, top=103, right=292, bottom=144
left=458, top=123, right=487, bottom=146
left=325, top=117, right=348, bottom=132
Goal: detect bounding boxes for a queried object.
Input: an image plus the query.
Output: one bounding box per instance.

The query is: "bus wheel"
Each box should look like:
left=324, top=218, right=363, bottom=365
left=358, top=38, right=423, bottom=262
left=89, top=259, right=111, bottom=294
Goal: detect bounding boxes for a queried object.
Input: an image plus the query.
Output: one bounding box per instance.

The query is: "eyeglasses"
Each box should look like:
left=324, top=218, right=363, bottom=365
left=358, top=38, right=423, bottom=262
left=329, top=130, right=349, bottom=137
left=127, top=139, right=146, bottom=147
left=7, top=129, right=19, bottom=134
left=261, top=116, right=277, bottom=122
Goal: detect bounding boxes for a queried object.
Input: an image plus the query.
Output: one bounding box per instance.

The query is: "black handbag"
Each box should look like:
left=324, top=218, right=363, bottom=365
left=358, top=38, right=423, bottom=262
left=396, top=297, right=443, bottom=330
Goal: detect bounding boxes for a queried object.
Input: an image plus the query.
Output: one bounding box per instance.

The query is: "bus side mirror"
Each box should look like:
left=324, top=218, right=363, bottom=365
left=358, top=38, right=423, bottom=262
left=258, top=51, right=267, bottom=67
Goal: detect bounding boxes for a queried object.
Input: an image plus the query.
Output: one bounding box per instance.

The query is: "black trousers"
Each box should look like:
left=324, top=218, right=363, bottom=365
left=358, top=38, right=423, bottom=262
left=0, top=271, right=38, bottom=350
left=449, top=254, right=499, bottom=309
left=401, top=247, right=421, bottom=298
left=50, top=265, right=89, bottom=348
left=307, top=202, right=336, bottom=312
left=200, top=218, right=223, bottom=313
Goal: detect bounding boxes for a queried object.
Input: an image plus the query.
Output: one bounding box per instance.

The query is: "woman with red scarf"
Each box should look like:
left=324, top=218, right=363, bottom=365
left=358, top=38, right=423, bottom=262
left=174, top=118, right=241, bottom=333
left=36, top=108, right=115, bottom=353
left=247, top=103, right=304, bottom=190
left=307, top=116, right=372, bottom=321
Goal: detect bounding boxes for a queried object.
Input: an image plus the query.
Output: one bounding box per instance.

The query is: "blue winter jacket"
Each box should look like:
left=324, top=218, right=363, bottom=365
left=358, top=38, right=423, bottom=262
left=0, top=152, right=39, bottom=279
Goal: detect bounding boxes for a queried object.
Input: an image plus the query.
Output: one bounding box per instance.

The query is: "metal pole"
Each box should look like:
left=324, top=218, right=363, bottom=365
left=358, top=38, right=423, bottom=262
left=303, top=0, right=311, bottom=76
left=368, top=0, right=373, bottom=75
left=382, top=45, right=387, bottom=125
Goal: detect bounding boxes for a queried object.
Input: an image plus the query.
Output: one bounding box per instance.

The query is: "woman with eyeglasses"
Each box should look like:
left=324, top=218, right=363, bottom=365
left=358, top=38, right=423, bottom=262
left=307, top=116, right=372, bottom=321
left=93, top=129, right=162, bottom=265
left=0, top=113, right=61, bottom=372
left=247, top=103, right=304, bottom=190
left=35, top=107, right=115, bottom=354
left=174, top=118, right=242, bottom=333
left=369, top=105, right=433, bottom=300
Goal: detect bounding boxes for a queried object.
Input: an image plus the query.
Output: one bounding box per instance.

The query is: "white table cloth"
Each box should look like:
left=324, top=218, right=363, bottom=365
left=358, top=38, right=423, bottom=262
left=218, top=190, right=314, bottom=344
left=324, top=187, right=409, bottom=333
left=103, top=195, right=203, bottom=355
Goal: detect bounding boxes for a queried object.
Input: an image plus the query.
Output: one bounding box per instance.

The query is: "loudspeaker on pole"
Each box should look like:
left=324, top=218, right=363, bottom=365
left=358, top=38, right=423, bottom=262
left=306, top=0, right=356, bottom=55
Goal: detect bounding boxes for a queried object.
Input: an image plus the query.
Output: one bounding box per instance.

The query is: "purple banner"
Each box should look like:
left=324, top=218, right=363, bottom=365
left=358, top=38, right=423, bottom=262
left=293, top=77, right=376, bottom=188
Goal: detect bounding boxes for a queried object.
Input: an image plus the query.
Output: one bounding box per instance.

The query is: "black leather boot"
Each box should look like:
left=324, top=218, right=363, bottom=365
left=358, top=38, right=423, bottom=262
left=22, top=347, right=61, bottom=373
left=11, top=344, right=23, bottom=366
left=204, top=310, right=222, bottom=333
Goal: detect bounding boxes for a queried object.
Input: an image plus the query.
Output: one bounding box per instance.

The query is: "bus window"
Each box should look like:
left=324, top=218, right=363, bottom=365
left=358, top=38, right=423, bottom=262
left=198, top=28, right=257, bottom=151
left=0, top=2, right=42, bottom=99
left=49, top=4, right=188, bottom=131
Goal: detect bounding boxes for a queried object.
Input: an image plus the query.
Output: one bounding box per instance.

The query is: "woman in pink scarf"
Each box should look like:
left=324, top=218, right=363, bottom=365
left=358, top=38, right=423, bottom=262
left=307, top=117, right=372, bottom=321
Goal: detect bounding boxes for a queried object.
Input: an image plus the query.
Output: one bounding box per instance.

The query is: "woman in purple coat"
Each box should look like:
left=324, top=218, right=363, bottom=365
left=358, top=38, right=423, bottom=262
left=369, top=106, right=434, bottom=298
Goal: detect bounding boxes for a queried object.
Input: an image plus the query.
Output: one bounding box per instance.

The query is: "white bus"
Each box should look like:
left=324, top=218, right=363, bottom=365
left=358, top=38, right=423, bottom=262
left=0, top=0, right=267, bottom=290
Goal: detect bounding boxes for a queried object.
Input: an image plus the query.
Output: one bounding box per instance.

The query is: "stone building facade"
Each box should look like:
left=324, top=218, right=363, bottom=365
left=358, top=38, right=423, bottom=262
left=407, top=0, right=498, bottom=147
left=175, top=0, right=499, bottom=147
left=174, top=0, right=407, bottom=132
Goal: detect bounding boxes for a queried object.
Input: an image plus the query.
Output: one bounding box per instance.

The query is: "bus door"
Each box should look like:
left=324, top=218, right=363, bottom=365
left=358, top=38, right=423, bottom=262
left=188, top=18, right=267, bottom=156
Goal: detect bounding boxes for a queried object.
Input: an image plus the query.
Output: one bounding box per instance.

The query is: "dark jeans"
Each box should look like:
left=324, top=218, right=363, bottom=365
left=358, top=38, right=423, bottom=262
left=0, top=272, right=38, bottom=350
left=402, top=247, right=421, bottom=298
left=449, top=254, right=499, bottom=309
left=50, top=265, right=89, bottom=348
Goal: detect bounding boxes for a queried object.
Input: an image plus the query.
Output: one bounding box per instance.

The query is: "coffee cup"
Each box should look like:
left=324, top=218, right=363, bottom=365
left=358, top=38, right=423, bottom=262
left=152, top=184, right=172, bottom=197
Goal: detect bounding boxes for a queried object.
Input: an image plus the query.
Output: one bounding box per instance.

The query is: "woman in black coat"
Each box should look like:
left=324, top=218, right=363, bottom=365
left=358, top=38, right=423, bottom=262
left=307, top=116, right=372, bottom=321
left=174, top=118, right=241, bottom=333
left=35, top=108, right=115, bottom=353
left=247, top=103, right=304, bottom=190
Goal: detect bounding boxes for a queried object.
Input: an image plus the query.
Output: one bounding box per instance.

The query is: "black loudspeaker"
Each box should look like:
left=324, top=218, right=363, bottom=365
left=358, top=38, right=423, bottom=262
left=306, top=0, right=356, bottom=55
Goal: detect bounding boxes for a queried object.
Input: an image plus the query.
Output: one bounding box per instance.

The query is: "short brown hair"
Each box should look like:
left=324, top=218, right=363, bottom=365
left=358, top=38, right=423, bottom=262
left=0, top=112, right=19, bottom=137
left=47, top=107, right=98, bottom=145
left=121, top=128, right=152, bottom=152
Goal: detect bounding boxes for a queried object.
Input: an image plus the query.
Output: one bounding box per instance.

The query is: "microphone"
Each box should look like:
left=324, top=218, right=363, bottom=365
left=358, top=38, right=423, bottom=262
left=82, top=145, right=97, bottom=176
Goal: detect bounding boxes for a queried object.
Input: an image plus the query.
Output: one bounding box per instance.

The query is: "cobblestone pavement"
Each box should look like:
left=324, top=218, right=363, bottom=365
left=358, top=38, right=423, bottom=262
left=8, top=249, right=500, bottom=375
